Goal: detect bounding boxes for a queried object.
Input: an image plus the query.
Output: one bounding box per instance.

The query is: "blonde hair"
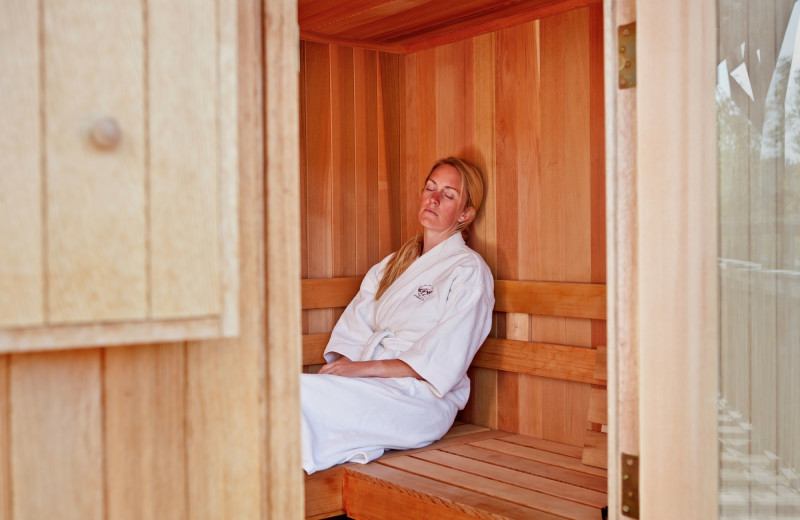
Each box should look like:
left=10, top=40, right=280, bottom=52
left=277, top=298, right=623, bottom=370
left=375, top=157, right=484, bottom=300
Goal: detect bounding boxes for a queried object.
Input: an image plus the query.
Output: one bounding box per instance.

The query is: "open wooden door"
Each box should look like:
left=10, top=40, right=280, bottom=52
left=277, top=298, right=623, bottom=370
left=605, top=0, right=719, bottom=518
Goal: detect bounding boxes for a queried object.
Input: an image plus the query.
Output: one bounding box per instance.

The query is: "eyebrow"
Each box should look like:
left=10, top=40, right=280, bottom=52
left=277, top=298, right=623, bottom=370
left=426, top=179, right=461, bottom=192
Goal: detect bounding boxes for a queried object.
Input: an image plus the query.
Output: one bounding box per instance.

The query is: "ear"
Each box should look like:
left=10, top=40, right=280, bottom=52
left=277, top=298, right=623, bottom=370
left=458, top=206, right=476, bottom=223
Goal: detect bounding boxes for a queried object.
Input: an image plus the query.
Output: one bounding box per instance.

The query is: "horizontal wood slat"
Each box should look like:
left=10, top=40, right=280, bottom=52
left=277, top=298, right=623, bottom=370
left=302, top=277, right=606, bottom=318
left=303, top=334, right=603, bottom=385
left=472, top=339, right=601, bottom=384
left=301, top=277, right=361, bottom=310
left=341, top=430, right=607, bottom=520
left=303, top=333, right=330, bottom=365
left=493, top=280, right=606, bottom=319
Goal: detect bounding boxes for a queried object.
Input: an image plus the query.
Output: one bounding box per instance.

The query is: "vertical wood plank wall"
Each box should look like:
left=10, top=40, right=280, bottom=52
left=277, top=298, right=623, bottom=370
left=299, top=4, right=605, bottom=447
left=0, top=1, right=272, bottom=519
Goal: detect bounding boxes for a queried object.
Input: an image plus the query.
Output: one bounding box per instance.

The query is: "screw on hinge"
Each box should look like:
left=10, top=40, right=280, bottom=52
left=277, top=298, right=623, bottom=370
left=618, top=22, right=636, bottom=89
left=621, top=453, right=639, bottom=518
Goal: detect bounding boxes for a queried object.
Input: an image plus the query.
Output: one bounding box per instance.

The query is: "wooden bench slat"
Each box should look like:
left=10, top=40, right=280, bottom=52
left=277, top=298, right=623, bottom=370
left=344, top=463, right=561, bottom=520
left=593, top=345, right=608, bottom=382
left=304, top=466, right=345, bottom=518
left=411, top=450, right=608, bottom=508
left=581, top=430, right=608, bottom=470
left=498, top=434, right=584, bottom=459
left=301, top=277, right=607, bottom=319
left=440, top=444, right=607, bottom=493
left=303, top=333, right=604, bottom=385
left=470, top=439, right=608, bottom=478
left=378, top=456, right=600, bottom=520
left=493, top=280, right=606, bottom=319
left=302, top=276, right=361, bottom=309
left=586, top=387, right=608, bottom=425
left=471, top=338, right=602, bottom=384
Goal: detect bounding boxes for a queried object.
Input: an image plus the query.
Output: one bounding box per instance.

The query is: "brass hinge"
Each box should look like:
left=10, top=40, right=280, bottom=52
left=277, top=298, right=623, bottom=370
left=618, top=22, right=636, bottom=89
left=621, top=453, right=639, bottom=518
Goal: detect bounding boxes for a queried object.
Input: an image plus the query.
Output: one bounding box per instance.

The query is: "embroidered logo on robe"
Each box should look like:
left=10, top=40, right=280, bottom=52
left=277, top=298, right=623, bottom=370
left=414, top=285, right=434, bottom=301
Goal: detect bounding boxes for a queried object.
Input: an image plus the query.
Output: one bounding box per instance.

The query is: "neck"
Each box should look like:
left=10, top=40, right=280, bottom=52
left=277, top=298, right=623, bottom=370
left=422, top=229, right=459, bottom=255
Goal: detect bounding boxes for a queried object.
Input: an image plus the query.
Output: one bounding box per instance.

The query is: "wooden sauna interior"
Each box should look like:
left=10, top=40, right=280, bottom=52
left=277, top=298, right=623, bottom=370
left=299, top=0, right=607, bottom=518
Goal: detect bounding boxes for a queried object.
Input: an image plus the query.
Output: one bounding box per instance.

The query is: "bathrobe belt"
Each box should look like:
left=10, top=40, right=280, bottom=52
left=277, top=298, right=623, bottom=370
left=359, top=330, right=413, bottom=362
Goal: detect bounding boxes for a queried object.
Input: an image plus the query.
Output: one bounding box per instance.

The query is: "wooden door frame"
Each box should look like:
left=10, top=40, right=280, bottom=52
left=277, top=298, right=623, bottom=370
left=261, top=0, right=303, bottom=518
left=605, top=0, right=719, bottom=518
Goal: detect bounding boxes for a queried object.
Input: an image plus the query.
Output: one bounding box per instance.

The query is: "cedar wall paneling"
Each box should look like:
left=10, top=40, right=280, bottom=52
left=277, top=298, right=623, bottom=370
left=299, top=5, right=605, bottom=446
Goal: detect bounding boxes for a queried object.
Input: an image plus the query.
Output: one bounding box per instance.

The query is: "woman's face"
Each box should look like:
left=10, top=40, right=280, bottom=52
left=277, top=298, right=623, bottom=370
left=417, top=164, right=470, bottom=235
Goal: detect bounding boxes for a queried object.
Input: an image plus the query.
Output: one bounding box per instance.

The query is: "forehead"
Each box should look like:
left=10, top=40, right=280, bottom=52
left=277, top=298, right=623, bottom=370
left=427, top=164, right=462, bottom=190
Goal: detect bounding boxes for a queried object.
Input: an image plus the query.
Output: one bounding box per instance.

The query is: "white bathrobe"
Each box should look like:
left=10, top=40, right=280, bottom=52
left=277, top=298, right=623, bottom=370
left=301, top=233, right=494, bottom=474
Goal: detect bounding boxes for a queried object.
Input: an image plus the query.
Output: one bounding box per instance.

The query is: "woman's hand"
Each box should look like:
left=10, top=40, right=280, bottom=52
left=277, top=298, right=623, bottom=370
left=318, top=358, right=423, bottom=380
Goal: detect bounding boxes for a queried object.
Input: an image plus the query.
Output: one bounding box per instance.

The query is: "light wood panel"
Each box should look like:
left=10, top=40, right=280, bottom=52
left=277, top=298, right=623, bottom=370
left=638, top=0, right=718, bottom=517
left=150, top=0, right=221, bottom=319
left=10, top=350, right=104, bottom=520
left=45, top=0, right=147, bottom=323
left=0, top=0, right=41, bottom=328
left=263, top=0, right=303, bottom=515
left=604, top=1, right=636, bottom=516
left=0, top=1, right=283, bottom=518
left=298, top=6, right=605, bottom=447
left=105, top=344, right=186, bottom=520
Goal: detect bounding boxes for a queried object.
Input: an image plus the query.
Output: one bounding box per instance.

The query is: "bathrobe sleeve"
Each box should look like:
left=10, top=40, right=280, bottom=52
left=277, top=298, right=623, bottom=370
left=322, top=257, right=387, bottom=363
left=397, top=261, right=494, bottom=398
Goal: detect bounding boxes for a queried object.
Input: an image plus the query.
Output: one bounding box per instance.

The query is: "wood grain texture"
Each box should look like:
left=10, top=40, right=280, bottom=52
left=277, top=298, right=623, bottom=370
left=10, top=350, right=103, bottom=520
left=0, top=356, right=9, bottom=520
left=638, top=1, right=718, bottom=517
left=0, top=0, right=42, bottom=328
left=45, top=0, right=146, bottom=323
left=344, top=463, right=561, bottom=520
left=442, top=444, right=606, bottom=492
left=580, top=429, right=608, bottom=469
left=298, top=0, right=601, bottom=54
left=381, top=455, right=599, bottom=519
left=0, top=317, right=221, bottom=353
left=105, top=343, right=186, bottom=520
left=494, top=281, right=606, bottom=319
left=299, top=6, right=606, bottom=447
left=414, top=450, right=607, bottom=507
left=305, top=466, right=345, bottom=518
left=304, top=41, right=335, bottom=336
left=605, top=2, right=638, bottom=516
left=473, top=338, right=600, bottom=384
left=263, top=0, right=304, bottom=517
left=149, top=0, right=221, bottom=319
left=301, top=277, right=362, bottom=309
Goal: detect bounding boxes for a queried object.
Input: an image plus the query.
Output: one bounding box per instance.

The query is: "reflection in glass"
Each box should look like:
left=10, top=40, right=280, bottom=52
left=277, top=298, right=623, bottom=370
left=718, top=0, right=800, bottom=517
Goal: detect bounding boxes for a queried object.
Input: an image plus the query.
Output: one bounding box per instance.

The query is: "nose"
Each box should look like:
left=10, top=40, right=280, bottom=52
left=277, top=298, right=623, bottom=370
left=429, top=192, right=440, bottom=205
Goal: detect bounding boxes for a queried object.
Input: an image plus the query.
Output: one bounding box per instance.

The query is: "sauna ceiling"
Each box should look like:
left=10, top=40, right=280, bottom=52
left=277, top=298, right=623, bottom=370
left=298, top=0, right=597, bottom=53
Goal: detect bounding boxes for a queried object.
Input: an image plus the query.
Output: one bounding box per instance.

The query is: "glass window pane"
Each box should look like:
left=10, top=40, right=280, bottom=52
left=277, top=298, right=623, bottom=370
left=718, top=1, right=800, bottom=517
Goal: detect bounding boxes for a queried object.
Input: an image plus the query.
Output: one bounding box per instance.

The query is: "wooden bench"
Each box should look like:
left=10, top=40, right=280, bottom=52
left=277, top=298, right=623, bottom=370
left=302, top=277, right=607, bottom=519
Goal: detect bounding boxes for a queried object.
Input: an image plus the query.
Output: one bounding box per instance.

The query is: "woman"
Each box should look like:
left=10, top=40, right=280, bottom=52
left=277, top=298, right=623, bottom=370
left=301, top=157, right=494, bottom=474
